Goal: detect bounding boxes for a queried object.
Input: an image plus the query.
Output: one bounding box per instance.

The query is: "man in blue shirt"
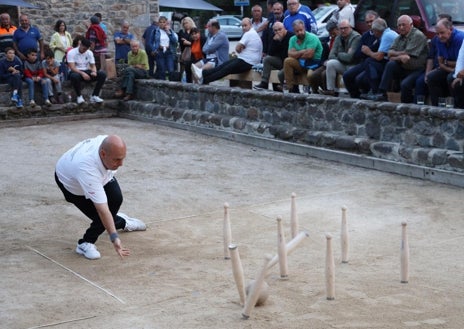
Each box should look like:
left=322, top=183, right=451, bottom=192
left=283, top=0, right=317, bottom=35
left=12, top=14, right=44, bottom=61
left=114, top=21, right=134, bottom=63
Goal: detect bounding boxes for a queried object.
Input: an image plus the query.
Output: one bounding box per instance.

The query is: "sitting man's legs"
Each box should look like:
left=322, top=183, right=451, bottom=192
left=254, top=55, right=283, bottom=90
left=283, top=57, right=306, bottom=93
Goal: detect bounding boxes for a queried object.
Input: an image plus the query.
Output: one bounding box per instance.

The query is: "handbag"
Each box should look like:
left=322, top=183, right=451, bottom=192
left=180, top=46, right=191, bottom=63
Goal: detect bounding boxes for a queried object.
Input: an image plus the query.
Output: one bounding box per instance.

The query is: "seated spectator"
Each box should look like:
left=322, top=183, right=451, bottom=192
left=320, top=19, right=361, bottom=96
left=254, top=22, right=293, bottom=91
left=451, top=41, right=464, bottom=108
left=191, top=18, right=262, bottom=85
left=0, top=13, right=17, bottom=55
left=282, top=19, right=323, bottom=93
left=67, top=38, right=106, bottom=104
left=114, top=40, right=149, bottom=101
left=151, top=16, right=178, bottom=80
left=49, top=20, right=72, bottom=63
left=261, top=1, right=285, bottom=57
left=192, top=19, right=229, bottom=72
left=86, top=15, right=107, bottom=70
left=184, top=28, right=206, bottom=83
left=23, top=48, right=52, bottom=106
left=367, top=15, right=428, bottom=103
left=0, top=47, right=24, bottom=108
left=42, top=49, right=63, bottom=103
left=114, top=21, right=134, bottom=63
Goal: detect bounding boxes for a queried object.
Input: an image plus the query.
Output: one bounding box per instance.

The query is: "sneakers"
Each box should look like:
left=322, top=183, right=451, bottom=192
left=76, top=95, right=85, bottom=104
left=44, top=99, right=52, bottom=106
left=253, top=82, right=268, bottom=90
left=16, top=99, right=24, bottom=108
left=76, top=242, right=101, bottom=260
left=11, top=92, right=19, bottom=103
left=90, top=95, right=104, bottom=103
left=365, top=93, right=387, bottom=102
left=30, top=99, right=36, bottom=107
left=191, top=63, right=203, bottom=84
left=118, top=212, right=147, bottom=232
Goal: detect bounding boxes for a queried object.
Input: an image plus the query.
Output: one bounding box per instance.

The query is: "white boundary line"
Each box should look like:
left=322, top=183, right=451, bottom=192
left=26, top=246, right=125, bottom=304
left=26, top=315, right=97, bottom=329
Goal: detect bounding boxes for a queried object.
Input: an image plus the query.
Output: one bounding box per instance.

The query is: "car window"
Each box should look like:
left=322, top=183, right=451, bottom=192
left=395, top=0, right=420, bottom=21
left=421, top=0, right=464, bottom=25
left=354, top=0, right=393, bottom=24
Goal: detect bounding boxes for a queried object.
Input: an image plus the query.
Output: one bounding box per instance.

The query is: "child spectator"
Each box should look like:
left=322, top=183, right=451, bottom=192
left=42, top=49, right=63, bottom=103
left=23, top=48, right=51, bottom=106
left=0, top=47, right=24, bottom=108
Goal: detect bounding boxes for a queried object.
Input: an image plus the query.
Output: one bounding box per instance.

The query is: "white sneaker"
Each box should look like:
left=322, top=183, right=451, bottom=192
left=90, top=95, right=104, bottom=103
left=30, top=99, right=36, bottom=107
left=118, top=212, right=147, bottom=232
left=44, top=99, right=52, bottom=106
left=191, top=64, right=203, bottom=84
left=76, top=95, right=85, bottom=104
left=76, top=242, right=101, bottom=260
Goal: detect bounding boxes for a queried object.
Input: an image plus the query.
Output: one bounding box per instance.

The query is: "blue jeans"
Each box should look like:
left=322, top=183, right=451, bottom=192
left=364, top=58, right=387, bottom=94
left=155, top=50, right=175, bottom=80
left=343, top=62, right=368, bottom=98
left=24, top=77, right=50, bottom=101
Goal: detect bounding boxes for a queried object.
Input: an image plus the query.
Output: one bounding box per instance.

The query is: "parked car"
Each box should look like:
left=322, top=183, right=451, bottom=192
left=354, top=0, right=464, bottom=39
left=205, top=15, right=243, bottom=39
left=313, top=4, right=339, bottom=40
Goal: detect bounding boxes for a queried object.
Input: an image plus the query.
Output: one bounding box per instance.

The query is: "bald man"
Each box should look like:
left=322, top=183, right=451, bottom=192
left=55, top=135, right=146, bottom=260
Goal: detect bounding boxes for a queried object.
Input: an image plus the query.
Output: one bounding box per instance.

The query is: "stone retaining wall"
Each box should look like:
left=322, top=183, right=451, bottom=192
left=118, top=80, right=464, bottom=174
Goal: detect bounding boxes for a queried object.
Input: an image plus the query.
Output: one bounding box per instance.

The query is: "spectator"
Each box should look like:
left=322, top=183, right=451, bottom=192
left=94, top=13, right=108, bottom=35
left=49, top=20, right=72, bottom=63
left=251, top=4, right=268, bottom=37
left=55, top=135, right=146, bottom=260
left=191, top=18, right=262, bottom=85
left=254, top=22, right=293, bottom=91
left=114, top=40, right=149, bottom=101
left=283, top=0, right=318, bottom=35
left=0, top=47, right=24, bottom=108
left=282, top=19, right=323, bottom=93
left=320, top=19, right=361, bottom=96
left=23, top=48, right=51, bottom=107
left=451, top=42, right=464, bottom=108
left=114, top=21, right=134, bottom=63
left=426, top=18, right=464, bottom=106
left=360, top=18, right=398, bottom=99
left=184, top=28, right=206, bottom=83
left=86, top=15, right=107, bottom=70
left=67, top=38, right=106, bottom=104
left=262, top=1, right=285, bottom=56
left=368, top=15, right=428, bottom=103
left=42, top=48, right=63, bottom=104
left=177, top=16, right=197, bottom=83
left=343, top=10, right=379, bottom=98
left=13, top=14, right=44, bottom=61
left=0, top=13, right=17, bottom=55
left=329, top=0, right=355, bottom=27
left=142, top=17, right=158, bottom=78
left=151, top=16, right=178, bottom=80
left=192, top=19, right=229, bottom=72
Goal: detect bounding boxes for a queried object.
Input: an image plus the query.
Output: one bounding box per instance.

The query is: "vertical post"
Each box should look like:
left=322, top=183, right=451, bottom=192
left=326, top=233, right=335, bottom=300
left=277, top=216, right=288, bottom=278
left=400, top=221, right=409, bottom=283
left=223, top=202, right=232, bottom=259
left=341, top=206, right=349, bottom=263
left=290, top=192, right=299, bottom=239
left=229, top=244, right=246, bottom=305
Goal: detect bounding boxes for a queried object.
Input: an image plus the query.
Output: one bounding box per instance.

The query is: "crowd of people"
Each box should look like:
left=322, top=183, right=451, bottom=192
left=1, top=0, right=464, bottom=109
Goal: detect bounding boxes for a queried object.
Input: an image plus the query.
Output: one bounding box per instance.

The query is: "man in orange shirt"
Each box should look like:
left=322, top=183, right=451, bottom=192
left=0, top=13, right=17, bottom=54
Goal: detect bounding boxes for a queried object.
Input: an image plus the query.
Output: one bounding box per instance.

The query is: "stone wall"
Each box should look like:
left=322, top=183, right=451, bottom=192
left=118, top=80, right=464, bottom=175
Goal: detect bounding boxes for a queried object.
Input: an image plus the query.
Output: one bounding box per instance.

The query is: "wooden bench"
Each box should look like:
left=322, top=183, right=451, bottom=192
left=224, top=70, right=308, bottom=89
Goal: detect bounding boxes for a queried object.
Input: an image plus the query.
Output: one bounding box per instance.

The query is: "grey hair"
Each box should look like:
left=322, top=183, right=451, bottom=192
left=371, top=18, right=387, bottom=32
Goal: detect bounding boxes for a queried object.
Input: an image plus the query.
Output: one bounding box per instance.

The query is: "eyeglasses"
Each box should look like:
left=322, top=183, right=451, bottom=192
left=288, top=2, right=298, bottom=6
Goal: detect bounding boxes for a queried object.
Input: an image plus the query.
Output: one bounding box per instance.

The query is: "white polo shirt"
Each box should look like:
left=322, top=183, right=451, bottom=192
left=67, top=47, right=95, bottom=71
left=56, top=135, right=116, bottom=204
left=237, top=28, right=263, bottom=66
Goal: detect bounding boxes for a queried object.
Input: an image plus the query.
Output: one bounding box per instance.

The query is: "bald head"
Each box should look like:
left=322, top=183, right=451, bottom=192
left=99, top=135, right=126, bottom=170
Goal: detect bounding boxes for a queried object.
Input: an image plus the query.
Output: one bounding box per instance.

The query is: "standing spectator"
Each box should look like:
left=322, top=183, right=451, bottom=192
left=451, top=42, right=464, bottom=108
left=283, top=0, right=318, bottom=35
left=368, top=15, right=428, bottom=103
left=67, top=38, right=106, bottom=104
left=0, top=13, right=17, bottom=55
left=329, top=0, right=355, bottom=27
left=251, top=4, right=268, bottom=37
left=426, top=18, right=464, bottom=106
left=177, top=17, right=197, bottom=82
left=262, top=1, right=285, bottom=56
left=192, top=19, right=229, bottom=72
left=142, top=18, right=158, bottom=78
left=343, top=10, right=379, bottom=98
left=114, top=21, right=134, bottom=63
left=0, top=47, right=24, bottom=108
left=13, top=14, right=44, bottom=61
left=86, top=16, right=107, bottom=70
left=114, top=40, right=149, bottom=101
left=94, top=13, right=108, bottom=35
left=42, top=49, right=63, bottom=103
left=151, top=16, right=178, bottom=80
left=23, top=48, right=51, bottom=107
left=191, top=18, right=262, bottom=85
left=49, top=20, right=72, bottom=63
left=320, top=19, right=361, bottom=96
left=254, top=22, right=293, bottom=91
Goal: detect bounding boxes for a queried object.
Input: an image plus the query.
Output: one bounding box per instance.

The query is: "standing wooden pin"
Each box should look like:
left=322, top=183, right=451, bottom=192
left=223, top=202, right=232, bottom=259
left=326, top=233, right=335, bottom=300
left=277, top=216, right=288, bottom=279
left=400, top=221, right=409, bottom=284
left=290, top=192, right=299, bottom=239
left=229, top=244, right=246, bottom=305
left=242, top=254, right=272, bottom=319
left=341, top=206, right=349, bottom=263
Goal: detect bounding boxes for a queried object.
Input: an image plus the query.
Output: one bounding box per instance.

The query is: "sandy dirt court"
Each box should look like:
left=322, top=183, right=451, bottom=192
left=1, top=118, right=463, bottom=329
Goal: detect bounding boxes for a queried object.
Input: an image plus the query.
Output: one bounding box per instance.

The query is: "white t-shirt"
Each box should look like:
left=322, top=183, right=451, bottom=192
left=56, top=135, right=116, bottom=204
left=237, top=28, right=263, bottom=66
left=67, top=47, right=95, bottom=71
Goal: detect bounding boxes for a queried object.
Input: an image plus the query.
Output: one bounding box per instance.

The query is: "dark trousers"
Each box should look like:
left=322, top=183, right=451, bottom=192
left=121, top=67, right=148, bottom=94
left=378, top=61, right=423, bottom=103
left=3, top=74, right=23, bottom=97
left=451, top=79, right=464, bottom=109
left=343, top=62, right=368, bottom=98
left=426, top=69, right=452, bottom=106
left=202, top=58, right=252, bottom=84
left=69, top=69, right=107, bottom=97
left=155, top=50, right=175, bottom=80
left=147, top=53, right=156, bottom=78
left=364, top=58, right=387, bottom=94
left=55, top=173, right=126, bottom=244
left=414, top=72, right=428, bottom=103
